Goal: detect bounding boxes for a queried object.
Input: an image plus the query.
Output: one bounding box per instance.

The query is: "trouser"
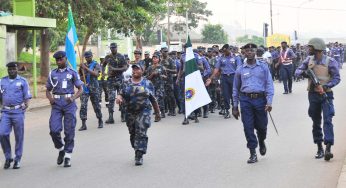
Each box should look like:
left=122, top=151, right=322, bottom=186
left=107, top=77, right=122, bottom=113
left=221, top=74, right=234, bottom=110
left=49, top=99, right=77, bottom=153
left=240, top=95, right=268, bottom=149
left=0, top=112, right=25, bottom=161
left=280, top=64, right=293, bottom=92
left=80, top=92, right=102, bottom=120
left=173, top=77, right=181, bottom=111
left=126, top=110, right=151, bottom=154
left=164, top=82, right=176, bottom=112
left=98, top=80, right=108, bottom=103
left=308, top=92, right=335, bottom=145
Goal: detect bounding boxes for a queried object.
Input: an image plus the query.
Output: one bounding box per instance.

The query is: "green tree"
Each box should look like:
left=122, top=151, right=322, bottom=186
left=201, top=24, right=228, bottom=44
left=236, top=35, right=264, bottom=46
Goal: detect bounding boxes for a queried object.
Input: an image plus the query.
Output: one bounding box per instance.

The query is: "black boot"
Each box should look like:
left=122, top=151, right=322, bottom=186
left=98, top=118, right=103, bottom=128
left=78, top=120, right=87, bottom=131
left=247, top=149, right=258, bottom=164
left=182, top=117, right=189, bottom=125
left=195, top=113, right=199, bottom=123
left=259, top=140, right=267, bottom=156
left=105, top=112, right=114, bottom=124
left=121, top=112, right=126, bottom=122
left=315, top=143, right=324, bottom=159
left=219, top=109, right=225, bottom=115
left=203, top=110, right=208, bottom=118
left=324, top=143, right=334, bottom=161
left=135, top=150, right=144, bottom=166
left=224, top=110, right=230, bottom=119
left=161, top=111, right=166, bottom=118
left=171, top=109, right=176, bottom=116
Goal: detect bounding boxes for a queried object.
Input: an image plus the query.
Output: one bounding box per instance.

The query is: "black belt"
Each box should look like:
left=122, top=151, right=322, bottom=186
left=241, top=92, right=265, bottom=99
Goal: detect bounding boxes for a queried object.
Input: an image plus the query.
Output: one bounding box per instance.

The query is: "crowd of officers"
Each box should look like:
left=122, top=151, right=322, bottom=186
left=0, top=38, right=343, bottom=168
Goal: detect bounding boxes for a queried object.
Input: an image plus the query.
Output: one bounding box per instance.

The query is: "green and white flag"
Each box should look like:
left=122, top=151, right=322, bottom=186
left=184, top=36, right=211, bottom=117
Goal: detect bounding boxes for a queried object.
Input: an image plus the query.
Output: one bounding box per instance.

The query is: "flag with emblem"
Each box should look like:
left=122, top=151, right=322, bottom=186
left=184, top=36, right=211, bottom=117
left=65, top=4, right=78, bottom=70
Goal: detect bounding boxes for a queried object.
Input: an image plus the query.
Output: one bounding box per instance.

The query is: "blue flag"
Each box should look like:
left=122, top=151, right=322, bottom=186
left=65, top=5, right=78, bottom=70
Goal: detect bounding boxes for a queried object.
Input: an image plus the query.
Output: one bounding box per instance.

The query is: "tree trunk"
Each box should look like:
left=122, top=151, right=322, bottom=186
left=135, top=35, right=142, bottom=50
left=40, top=29, right=50, bottom=81
left=17, top=30, right=29, bottom=58
left=81, top=29, right=93, bottom=62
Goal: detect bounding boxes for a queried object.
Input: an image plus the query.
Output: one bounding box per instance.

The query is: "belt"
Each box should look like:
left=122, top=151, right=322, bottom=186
left=222, top=73, right=234, bottom=76
left=282, top=61, right=292, bottom=65
left=53, top=94, right=73, bottom=99
left=3, top=103, right=25, bottom=110
left=241, top=92, right=265, bottom=99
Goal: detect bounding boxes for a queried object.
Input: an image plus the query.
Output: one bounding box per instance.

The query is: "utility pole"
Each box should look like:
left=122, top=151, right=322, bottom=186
left=167, top=1, right=171, bottom=50
left=270, top=0, right=273, bottom=35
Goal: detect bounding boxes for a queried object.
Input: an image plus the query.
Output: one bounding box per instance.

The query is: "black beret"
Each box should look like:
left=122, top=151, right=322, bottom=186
left=243, top=43, right=258, bottom=49
left=6, top=62, right=17, bottom=68
left=110, top=43, right=117, bottom=48
left=53, top=51, right=66, bottom=59
left=221, top=44, right=230, bottom=50
left=84, top=51, right=93, bottom=58
left=207, top=48, right=213, bottom=52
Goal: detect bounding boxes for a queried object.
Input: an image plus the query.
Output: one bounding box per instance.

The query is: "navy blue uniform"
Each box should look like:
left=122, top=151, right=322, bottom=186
left=0, top=75, right=31, bottom=162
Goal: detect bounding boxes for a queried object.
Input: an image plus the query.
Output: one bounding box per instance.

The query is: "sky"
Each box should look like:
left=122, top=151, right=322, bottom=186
left=200, top=0, right=346, bottom=39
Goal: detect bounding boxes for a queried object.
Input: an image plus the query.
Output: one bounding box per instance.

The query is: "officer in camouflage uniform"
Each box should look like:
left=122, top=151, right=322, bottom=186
left=78, top=51, right=103, bottom=131
left=160, top=47, right=177, bottom=116
left=206, top=48, right=217, bottom=113
left=116, top=63, right=161, bottom=166
left=98, top=56, right=109, bottom=106
left=146, top=52, right=166, bottom=118
left=103, top=43, right=127, bottom=124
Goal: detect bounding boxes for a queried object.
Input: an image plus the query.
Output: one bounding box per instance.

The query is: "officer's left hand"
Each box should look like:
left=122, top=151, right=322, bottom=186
left=154, top=113, right=161, bottom=122
left=66, top=97, right=75, bottom=103
left=22, top=103, right=29, bottom=110
left=232, top=107, right=240, bottom=120
left=316, top=85, right=325, bottom=95
left=265, top=105, right=272, bottom=112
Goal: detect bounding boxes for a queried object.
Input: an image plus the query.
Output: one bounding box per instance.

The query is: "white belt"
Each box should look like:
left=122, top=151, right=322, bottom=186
left=282, top=61, right=292, bottom=65
left=3, top=103, right=24, bottom=110
left=53, top=94, right=73, bottom=99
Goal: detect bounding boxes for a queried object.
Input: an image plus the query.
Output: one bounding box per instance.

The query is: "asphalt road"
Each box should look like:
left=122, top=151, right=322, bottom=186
left=0, top=70, right=345, bottom=188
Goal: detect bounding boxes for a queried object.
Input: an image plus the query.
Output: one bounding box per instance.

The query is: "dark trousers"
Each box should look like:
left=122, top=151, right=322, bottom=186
left=280, top=64, right=293, bottom=92
left=221, top=74, right=234, bottom=110
left=308, top=92, right=335, bottom=145
left=240, top=96, right=268, bottom=149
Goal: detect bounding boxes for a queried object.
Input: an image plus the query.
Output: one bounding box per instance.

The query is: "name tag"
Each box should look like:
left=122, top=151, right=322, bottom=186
left=16, top=82, right=22, bottom=87
left=62, top=80, right=67, bottom=89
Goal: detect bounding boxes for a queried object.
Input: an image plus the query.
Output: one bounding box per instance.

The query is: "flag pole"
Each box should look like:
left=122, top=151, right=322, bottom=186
left=76, top=42, right=86, bottom=83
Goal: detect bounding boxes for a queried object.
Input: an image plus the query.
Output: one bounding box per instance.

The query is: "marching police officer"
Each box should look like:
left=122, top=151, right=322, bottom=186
left=116, top=63, right=161, bottom=165
left=78, top=51, right=103, bottom=131
left=46, top=51, right=83, bottom=167
left=98, top=56, right=109, bottom=106
left=0, top=62, right=32, bottom=169
left=295, top=38, right=340, bottom=161
left=103, top=43, right=127, bottom=124
left=278, top=41, right=296, bottom=94
left=232, top=43, right=274, bottom=164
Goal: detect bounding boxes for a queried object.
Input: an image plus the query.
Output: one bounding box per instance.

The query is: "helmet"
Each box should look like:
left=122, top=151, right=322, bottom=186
left=308, top=38, right=326, bottom=51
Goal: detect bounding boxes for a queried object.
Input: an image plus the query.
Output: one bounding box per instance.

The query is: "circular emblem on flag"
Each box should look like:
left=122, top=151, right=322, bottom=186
left=185, top=88, right=195, bottom=101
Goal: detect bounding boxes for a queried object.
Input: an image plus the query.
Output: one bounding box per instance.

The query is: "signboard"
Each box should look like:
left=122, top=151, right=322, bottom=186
left=266, top=34, right=291, bottom=47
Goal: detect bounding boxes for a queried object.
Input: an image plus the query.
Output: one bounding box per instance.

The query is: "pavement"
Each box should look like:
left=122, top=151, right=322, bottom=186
left=0, top=70, right=346, bottom=188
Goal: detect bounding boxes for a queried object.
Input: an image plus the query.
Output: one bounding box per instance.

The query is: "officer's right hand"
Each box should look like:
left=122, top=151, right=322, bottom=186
left=205, top=78, right=211, bottom=86
left=116, top=97, right=123, bottom=105
left=232, top=107, right=240, bottom=120
left=49, top=98, right=55, bottom=105
left=154, top=113, right=161, bottom=122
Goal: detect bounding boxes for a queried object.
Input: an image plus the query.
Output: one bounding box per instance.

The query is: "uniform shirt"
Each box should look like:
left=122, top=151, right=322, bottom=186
left=104, top=53, right=126, bottom=78
left=198, top=55, right=211, bottom=77
left=270, top=50, right=280, bottom=61
left=0, top=75, right=32, bottom=113
left=120, top=78, right=155, bottom=112
left=161, top=57, right=177, bottom=82
left=215, top=55, right=240, bottom=75
left=146, top=65, right=166, bottom=89
left=144, top=58, right=152, bottom=69
left=81, top=60, right=101, bottom=94
left=295, top=55, right=340, bottom=88
left=233, top=60, right=274, bottom=107
left=46, top=67, right=83, bottom=94
left=280, top=48, right=296, bottom=63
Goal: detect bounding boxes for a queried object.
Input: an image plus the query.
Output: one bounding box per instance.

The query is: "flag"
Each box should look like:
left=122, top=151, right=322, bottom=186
left=65, top=4, right=78, bottom=70
left=184, top=36, right=211, bottom=117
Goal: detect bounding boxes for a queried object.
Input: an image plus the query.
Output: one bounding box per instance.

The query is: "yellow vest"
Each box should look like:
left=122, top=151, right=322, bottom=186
left=98, top=64, right=108, bottom=80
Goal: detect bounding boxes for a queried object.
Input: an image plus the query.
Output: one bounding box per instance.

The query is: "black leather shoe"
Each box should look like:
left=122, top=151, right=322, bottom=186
left=4, top=159, right=13, bottom=169
left=13, top=161, right=20, bottom=169
left=182, top=118, right=189, bottom=125
left=247, top=150, right=258, bottom=164
left=289, top=90, right=292, bottom=93
left=135, top=151, right=144, bottom=166
left=259, top=141, right=267, bottom=156
left=283, top=91, right=288, bottom=94
left=98, top=119, right=104, bottom=128
left=224, top=111, right=230, bottom=119
left=78, top=125, right=87, bottom=131
left=219, top=109, right=225, bottom=115
left=324, top=143, right=334, bottom=161
left=105, top=113, right=114, bottom=124
left=161, top=112, right=166, bottom=118
left=64, top=158, right=71, bottom=167
left=57, top=151, right=65, bottom=165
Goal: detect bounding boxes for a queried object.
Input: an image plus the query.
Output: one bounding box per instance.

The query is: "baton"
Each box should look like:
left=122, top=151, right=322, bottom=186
left=268, top=111, right=279, bottom=136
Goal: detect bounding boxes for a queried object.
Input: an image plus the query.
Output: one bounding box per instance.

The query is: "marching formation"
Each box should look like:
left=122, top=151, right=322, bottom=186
left=0, top=38, right=342, bottom=169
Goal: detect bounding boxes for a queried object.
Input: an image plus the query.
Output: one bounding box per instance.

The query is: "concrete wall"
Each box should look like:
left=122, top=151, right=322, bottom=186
left=0, top=25, right=6, bottom=77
